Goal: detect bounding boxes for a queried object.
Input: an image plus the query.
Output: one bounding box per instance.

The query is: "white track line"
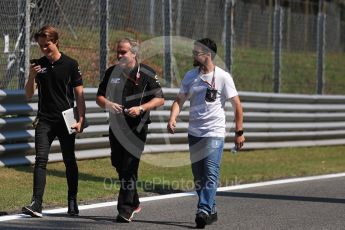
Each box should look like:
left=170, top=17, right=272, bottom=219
left=1, top=172, right=345, bottom=222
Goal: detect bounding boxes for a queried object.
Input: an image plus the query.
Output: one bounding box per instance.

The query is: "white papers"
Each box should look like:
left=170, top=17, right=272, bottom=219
left=62, top=107, right=88, bottom=134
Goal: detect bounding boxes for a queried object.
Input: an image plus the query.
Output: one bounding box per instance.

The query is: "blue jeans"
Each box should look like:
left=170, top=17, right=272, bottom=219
left=188, top=134, right=224, bottom=215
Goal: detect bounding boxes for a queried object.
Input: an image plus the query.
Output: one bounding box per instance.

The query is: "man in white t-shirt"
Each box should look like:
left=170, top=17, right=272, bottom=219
left=167, top=38, right=245, bottom=228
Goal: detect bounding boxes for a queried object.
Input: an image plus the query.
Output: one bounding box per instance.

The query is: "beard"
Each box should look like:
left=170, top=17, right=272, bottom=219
left=116, top=57, right=136, bottom=71
left=193, top=59, right=201, bottom=67
left=117, top=57, right=128, bottom=66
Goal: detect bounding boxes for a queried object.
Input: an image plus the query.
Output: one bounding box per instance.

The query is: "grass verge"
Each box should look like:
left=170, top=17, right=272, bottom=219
left=1, top=145, right=345, bottom=214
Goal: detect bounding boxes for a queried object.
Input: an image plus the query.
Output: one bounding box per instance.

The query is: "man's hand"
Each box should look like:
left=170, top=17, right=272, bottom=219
left=29, top=63, right=42, bottom=77
left=126, top=106, right=142, bottom=117
left=234, top=135, right=245, bottom=150
left=167, top=119, right=177, bottom=134
left=71, top=121, right=84, bottom=134
left=106, top=101, right=123, bottom=114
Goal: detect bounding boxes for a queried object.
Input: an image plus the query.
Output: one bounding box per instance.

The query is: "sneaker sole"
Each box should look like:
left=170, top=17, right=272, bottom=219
left=129, top=206, right=142, bottom=220
left=22, top=207, right=42, bottom=218
left=117, top=206, right=142, bottom=223
left=116, top=215, right=131, bottom=223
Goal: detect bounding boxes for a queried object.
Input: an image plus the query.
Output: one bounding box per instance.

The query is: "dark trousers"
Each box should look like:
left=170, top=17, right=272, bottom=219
left=109, top=125, right=147, bottom=216
left=33, top=119, right=78, bottom=201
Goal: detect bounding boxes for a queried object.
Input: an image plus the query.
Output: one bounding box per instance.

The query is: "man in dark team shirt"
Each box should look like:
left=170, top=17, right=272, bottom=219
left=22, top=25, right=86, bottom=218
left=96, top=38, right=164, bottom=222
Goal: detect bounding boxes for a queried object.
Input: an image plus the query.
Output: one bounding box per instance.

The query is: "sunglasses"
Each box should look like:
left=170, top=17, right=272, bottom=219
left=192, top=50, right=207, bottom=56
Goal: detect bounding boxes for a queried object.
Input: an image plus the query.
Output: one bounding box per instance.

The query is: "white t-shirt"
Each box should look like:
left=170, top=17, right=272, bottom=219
left=179, top=66, right=238, bottom=137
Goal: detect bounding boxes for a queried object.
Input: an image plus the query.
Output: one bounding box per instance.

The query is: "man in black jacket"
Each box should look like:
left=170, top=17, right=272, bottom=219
left=96, top=38, right=164, bottom=222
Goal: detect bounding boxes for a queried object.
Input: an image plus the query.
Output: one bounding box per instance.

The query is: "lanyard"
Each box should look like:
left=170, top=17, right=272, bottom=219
left=200, top=67, right=216, bottom=89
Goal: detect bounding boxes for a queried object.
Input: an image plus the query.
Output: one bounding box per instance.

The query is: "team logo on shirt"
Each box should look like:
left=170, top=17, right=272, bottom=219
left=39, top=67, right=48, bottom=73
left=78, top=66, right=82, bottom=75
left=111, top=78, right=121, bottom=84
left=154, top=75, right=160, bottom=85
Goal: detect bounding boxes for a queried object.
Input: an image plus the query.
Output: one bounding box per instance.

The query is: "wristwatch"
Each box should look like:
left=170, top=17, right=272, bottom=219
left=139, top=106, right=145, bottom=115
left=235, top=130, right=244, bottom=136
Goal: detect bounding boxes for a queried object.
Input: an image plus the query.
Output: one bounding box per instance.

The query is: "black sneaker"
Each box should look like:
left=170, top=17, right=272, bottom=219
left=116, top=206, right=141, bottom=223
left=116, top=214, right=131, bottom=223
left=195, top=211, right=217, bottom=228
left=195, top=211, right=208, bottom=229
left=67, top=196, right=79, bottom=216
left=22, top=200, right=42, bottom=218
left=208, top=212, right=218, bottom=224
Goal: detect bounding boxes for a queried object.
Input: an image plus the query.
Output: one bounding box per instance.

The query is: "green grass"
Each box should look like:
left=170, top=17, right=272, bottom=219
left=1, top=145, right=345, bottom=214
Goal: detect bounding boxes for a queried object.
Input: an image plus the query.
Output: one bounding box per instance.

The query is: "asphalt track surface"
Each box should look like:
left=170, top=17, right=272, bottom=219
left=1, top=173, right=345, bottom=230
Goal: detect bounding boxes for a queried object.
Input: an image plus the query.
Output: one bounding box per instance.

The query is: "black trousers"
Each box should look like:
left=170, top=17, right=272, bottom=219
left=33, top=119, right=78, bottom=201
left=109, top=125, right=147, bottom=216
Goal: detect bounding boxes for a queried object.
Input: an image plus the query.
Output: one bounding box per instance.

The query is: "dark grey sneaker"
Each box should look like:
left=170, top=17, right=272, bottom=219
left=22, top=200, right=42, bottom=218
left=67, top=196, right=79, bottom=216
left=208, top=212, right=218, bottom=224
left=195, top=211, right=208, bottom=229
left=195, top=211, right=218, bottom=228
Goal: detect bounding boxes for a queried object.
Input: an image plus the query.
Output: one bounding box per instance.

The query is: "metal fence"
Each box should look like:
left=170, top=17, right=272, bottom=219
left=0, top=0, right=344, bottom=94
